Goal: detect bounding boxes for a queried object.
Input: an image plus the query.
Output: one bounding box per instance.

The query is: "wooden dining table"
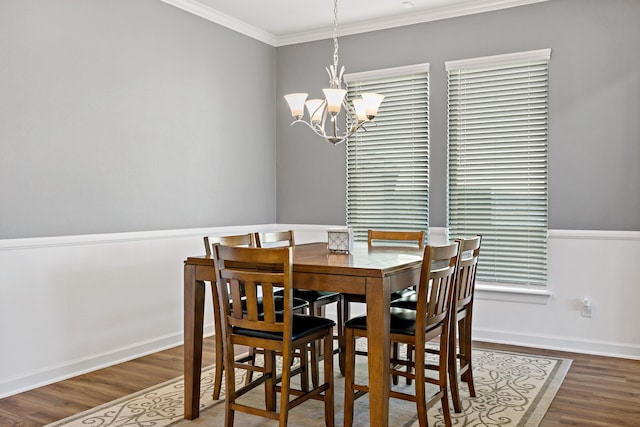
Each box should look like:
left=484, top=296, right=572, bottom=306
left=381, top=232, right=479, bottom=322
left=183, top=241, right=423, bottom=426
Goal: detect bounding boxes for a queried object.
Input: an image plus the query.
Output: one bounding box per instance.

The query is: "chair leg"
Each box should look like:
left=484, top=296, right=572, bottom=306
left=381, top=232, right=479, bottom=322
left=461, top=316, right=476, bottom=397
left=343, top=327, right=356, bottom=427
left=212, top=284, right=225, bottom=400
left=245, top=346, right=257, bottom=385
left=278, top=349, right=292, bottom=427
left=264, top=350, right=277, bottom=412
left=300, top=343, right=310, bottom=392
left=213, top=328, right=224, bottom=400
left=448, top=318, right=462, bottom=413
left=406, top=344, right=414, bottom=385
left=223, top=340, right=236, bottom=427
left=439, top=334, right=453, bottom=427
left=413, top=341, right=428, bottom=427
left=336, top=296, right=345, bottom=375
left=392, top=342, right=399, bottom=385
left=308, top=303, right=321, bottom=388
left=323, top=333, right=335, bottom=427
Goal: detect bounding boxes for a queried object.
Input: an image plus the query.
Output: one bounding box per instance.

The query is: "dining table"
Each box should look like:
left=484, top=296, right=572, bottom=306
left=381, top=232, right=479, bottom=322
left=183, top=241, right=423, bottom=426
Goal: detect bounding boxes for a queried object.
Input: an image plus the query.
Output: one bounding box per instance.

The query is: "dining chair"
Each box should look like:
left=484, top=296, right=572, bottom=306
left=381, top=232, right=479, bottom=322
left=448, top=235, right=481, bottom=413
left=343, top=242, right=459, bottom=427
left=341, top=229, right=425, bottom=382
left=342, top=229, right=425, bottom=322
left=213, top=244, right=335, bottom=427
left=390, top=235, right=482, bottom=402
left=256, top=230, right=344, bottom=384
left=204, top=233, right=310, bottom=400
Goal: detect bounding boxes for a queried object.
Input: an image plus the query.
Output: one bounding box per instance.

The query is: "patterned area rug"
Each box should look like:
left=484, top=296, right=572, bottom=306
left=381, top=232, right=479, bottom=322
left=46, top=345, right=571, bottom=427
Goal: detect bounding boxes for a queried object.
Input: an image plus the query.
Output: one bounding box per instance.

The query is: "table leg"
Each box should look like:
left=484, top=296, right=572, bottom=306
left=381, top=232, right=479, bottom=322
left=184, top=265, right=205, bottom=420
left=365, top=277, right=391, bottom=427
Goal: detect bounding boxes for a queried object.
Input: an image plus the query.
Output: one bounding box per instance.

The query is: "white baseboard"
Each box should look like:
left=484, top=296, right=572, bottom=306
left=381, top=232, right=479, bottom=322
left=0, top=324, right=216, bottom=399
left=474, top=328, right=640, bottom=360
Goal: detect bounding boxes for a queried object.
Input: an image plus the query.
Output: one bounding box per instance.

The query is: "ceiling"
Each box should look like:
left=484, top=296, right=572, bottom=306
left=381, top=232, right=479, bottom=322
left=159, top=0, right=549, bottom=46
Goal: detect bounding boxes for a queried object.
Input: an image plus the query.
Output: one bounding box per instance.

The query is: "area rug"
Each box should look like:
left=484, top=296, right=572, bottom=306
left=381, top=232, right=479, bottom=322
left=46, top=345, right=571, bottom=427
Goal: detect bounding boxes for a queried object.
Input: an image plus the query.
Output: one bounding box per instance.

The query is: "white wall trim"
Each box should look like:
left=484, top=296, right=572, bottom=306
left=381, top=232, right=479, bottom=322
left=475, top=283, right=552, bottom=304
left=474, top=328, right=640, bottom=360
left=0, top=330, right=198, bottom=400
left=0, top=225, right=262, bottom=251
left=549, top=229, right=640, bottom=241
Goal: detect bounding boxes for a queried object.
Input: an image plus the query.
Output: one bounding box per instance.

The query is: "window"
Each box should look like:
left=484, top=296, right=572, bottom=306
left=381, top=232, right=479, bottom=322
left=446, top=49, right=550, bottom=285
left=344, top=64, right=430, bottom=241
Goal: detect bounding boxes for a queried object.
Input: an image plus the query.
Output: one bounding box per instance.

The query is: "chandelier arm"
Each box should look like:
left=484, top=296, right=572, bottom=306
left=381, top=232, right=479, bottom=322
left=289, top=119, right=331, bottom=139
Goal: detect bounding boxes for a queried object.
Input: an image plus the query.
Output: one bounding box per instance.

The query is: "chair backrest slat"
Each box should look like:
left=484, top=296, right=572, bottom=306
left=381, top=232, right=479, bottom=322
left=255, top=230, right=295, bottom=248
left=204, top=233, right=256, bottom=256
left=368, top=229, right=425, bottom=249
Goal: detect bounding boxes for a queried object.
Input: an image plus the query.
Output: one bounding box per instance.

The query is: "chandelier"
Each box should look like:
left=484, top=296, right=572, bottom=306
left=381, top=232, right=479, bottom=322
left=283, top=0, right=385, bottom=145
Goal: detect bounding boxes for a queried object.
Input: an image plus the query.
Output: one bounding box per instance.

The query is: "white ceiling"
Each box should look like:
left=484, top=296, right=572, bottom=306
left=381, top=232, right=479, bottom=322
left=160, top=0, right=549, bottom=46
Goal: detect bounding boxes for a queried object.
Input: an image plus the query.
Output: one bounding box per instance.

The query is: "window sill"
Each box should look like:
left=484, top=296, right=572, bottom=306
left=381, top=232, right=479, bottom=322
left=475, top=283, right=552, bottom=305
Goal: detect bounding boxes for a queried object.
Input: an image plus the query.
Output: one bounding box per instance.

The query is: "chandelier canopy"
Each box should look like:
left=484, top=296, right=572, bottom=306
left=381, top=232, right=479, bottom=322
left=284, top=0, right=385, bottom=145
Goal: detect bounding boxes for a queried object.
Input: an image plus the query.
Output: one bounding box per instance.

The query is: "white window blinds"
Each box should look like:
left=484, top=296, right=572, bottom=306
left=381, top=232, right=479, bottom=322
left=344, top=64, right=430, bottom=242
left=446, top=49, right=550, bottom=285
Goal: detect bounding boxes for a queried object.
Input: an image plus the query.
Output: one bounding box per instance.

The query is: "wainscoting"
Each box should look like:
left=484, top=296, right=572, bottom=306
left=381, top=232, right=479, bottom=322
left=1, top=225, right=638, bottom=398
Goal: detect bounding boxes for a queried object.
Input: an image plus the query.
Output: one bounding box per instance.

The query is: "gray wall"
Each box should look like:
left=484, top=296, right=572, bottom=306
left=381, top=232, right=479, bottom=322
left=276, top=0, right=640, bottom=231
left=0, top=0, right=277, bottom=239
left=2, top=0, right=638, bottom=238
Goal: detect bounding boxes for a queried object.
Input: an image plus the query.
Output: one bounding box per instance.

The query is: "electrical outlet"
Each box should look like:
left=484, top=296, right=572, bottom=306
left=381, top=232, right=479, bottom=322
left=581, top=298, right=593, bottom=317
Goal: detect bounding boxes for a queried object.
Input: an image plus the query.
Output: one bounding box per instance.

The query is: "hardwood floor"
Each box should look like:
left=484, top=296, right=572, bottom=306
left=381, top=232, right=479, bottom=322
left=1, top=338, right=638, bottom=426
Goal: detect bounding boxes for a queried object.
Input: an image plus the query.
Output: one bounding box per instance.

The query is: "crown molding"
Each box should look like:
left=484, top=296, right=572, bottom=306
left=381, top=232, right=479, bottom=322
left=278, top=0, right=550, bottom=46
left=162, top=0, right=550, bottom=47
left=159, top=0, right=277, bottom=46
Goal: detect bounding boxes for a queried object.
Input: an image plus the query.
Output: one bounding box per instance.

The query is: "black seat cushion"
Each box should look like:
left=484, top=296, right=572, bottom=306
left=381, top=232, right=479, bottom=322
left=275, top=289, right=341, bottom=304
left=233, top=313, right=336, bottom=341
left=345, top=307, right=441, bottom=336
left=389, top=292, right=418, bottom=310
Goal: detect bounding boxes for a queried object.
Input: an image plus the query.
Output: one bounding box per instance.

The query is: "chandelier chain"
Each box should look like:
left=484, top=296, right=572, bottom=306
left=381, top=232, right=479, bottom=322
left=332, top=0, right=339, bottom=71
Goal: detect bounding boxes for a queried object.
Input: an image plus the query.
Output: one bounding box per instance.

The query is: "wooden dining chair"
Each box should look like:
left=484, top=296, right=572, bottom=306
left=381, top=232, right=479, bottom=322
left=213, top=244, right=335, bottom=427
left=205, top=233, right=256, bottom=400
left=391, top=235, right=482, bottom=400
left=343, top=242, right=459, bottom=427
left=341, top=229, right=425, bottom=380
left=448, top=235, right=481, bottom=413
left=256, top=230, right=344, bottom=385
left=205, top=233, right=309, bottom=400
left=342, top=229, right=425, bottom=318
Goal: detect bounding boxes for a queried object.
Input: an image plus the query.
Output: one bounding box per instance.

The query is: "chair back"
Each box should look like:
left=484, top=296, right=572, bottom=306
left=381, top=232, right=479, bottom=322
left=213, top=245, right=294, bottom=339
left=255, top=230, right=295, bottom=248
left=204, top=232, right=255, bottom=256
left=454, top=235, right=481, bottom=311
left=368, top=229, right=425, bottom=249
left=414, top=242, right=459, bottom=330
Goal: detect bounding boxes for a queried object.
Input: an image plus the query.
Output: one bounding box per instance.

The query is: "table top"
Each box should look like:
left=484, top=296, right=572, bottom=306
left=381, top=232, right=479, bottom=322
left=186, top=242, right=423, bottom=277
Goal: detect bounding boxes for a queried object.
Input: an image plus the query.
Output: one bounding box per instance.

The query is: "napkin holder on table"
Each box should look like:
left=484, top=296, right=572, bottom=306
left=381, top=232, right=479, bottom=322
left=327, top=228, right=354, bottom=254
